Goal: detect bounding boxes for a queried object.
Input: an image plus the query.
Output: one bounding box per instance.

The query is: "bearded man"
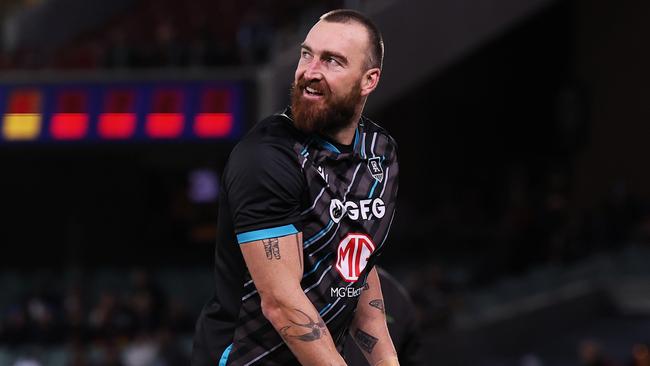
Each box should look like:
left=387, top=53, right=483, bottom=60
left=192, top=9, right=400, bottom=366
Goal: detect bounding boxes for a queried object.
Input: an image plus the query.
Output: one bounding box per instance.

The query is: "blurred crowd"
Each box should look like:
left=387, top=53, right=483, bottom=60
left=396, top=165, right=650, bottom=285
left=0, top=0, right=344, bottom=70
left=0, top=270, right=194, bottom=366
left=577, top=339, right=650, bottom=366
left=395, top=170, right=650, bottom=329
left=511, top=339, right=650, bottom=366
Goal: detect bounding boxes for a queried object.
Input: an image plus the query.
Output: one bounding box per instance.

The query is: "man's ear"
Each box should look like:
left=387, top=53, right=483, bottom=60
left=360, top=68, right=381, bottom=97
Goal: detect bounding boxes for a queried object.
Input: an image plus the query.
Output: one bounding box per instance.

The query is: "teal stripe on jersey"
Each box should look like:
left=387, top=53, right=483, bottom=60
left=304, top=220, right=334, bottom=247
left=219, top=343, right=233, bottom=366
left=300, top=138, right=313, bottom=156
left=303, top=252, right=333, bottom=278
left=315, top=136, right=341, bottom=153
left=237, top=224, right=298, bottom=244
left=319, top=303, right=333, bottom=315
left=368, top=179, right=380, bottom=198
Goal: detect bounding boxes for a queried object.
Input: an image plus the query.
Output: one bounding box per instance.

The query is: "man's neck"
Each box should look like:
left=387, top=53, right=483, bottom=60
left=325, top=121, right=358, bottom=146
left=324, top=106, right=364, bottom=145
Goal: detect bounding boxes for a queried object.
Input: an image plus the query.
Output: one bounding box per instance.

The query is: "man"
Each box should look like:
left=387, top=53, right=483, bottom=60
left=193, top=9, right=399, bottom=366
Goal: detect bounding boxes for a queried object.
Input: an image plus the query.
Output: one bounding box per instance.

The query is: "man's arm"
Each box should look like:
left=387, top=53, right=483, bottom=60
left=349, top=267, right=399, bottom=366
left=240, top=232, right=347, bottom=366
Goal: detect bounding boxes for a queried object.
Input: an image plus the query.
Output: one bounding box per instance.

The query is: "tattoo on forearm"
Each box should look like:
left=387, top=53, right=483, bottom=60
left=354, top=329, right=378, bottom=354
left=279, top=308, right=327, bottom=342
left=369, top=299, right=385, bottom=313
left=263, top=238, right=281, bottom=260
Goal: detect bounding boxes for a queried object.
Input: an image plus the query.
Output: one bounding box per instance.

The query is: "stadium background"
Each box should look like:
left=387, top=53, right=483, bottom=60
left=0, top=0, right=649, bottom=365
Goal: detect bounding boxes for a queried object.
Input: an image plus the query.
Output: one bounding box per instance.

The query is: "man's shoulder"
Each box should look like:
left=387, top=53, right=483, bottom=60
left=241, top=111, right=303, bottom=147
left=361, top=116, right=398, bottom=154
left=228, top=112, right=303, bottom=168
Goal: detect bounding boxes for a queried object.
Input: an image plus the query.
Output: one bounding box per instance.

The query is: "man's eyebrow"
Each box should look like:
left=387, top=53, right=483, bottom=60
left=322, top=51, right=348, bottom=65
left=300, top=43, right=348, bottom=65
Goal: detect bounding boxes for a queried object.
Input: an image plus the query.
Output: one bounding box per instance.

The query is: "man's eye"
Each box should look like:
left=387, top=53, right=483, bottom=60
left=327, top=58, right=340, bottom=66
left=301, top=51, right=312, bottom=59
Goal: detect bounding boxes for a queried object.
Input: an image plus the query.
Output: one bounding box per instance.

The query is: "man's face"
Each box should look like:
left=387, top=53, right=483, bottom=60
left=291, top=20, right=371, bottom=135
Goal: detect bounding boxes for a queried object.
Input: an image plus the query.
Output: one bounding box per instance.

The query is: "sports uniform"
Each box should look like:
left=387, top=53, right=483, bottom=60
left=192, top=107, right=399, bottom=365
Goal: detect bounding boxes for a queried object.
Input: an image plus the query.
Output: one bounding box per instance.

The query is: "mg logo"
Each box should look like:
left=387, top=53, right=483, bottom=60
left=335, top=233, right=375, bottom=282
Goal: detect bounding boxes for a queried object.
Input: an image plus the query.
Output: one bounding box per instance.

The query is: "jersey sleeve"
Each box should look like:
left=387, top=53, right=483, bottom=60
left=223, top=140, right=305, bottom=244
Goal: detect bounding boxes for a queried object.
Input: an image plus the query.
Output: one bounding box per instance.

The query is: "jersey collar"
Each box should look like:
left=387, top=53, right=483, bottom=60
left=280, top=107, right=365, bottom=160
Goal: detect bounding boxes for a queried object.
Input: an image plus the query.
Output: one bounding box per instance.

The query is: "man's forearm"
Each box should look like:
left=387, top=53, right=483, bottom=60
left=349, top=316, right=398, bottom=366
left=349, top=268, right=398, bottom=365
left=262, top=287, right=346, bottom=366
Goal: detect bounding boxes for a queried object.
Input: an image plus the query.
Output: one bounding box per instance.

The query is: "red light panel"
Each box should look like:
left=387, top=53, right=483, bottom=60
left=51, top=113, right=89, bottom=140
left=8, top=90, right=41, bottom=113
left=152, top=89, right=183, bottom=113
left=201, top=89, right=230, bottom=112
left=194, top=113, right=233, bottom=138
left=56, top=90, right=88, bottom=113
left=98, top=114, right=137, bottom=139
left=51, top=90, right=89, bottom=140
left=105, top=90, right=136, bottom=112
left=146, top=113, right=184, bottom=138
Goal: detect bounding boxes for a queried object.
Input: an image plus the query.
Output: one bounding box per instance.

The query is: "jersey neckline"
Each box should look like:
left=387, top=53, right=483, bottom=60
left=278, top=107, right=364, bottom=158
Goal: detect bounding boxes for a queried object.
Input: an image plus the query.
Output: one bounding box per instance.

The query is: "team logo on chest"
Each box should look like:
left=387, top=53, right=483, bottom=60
left=367, top=157, right=383, bottom=182
left=335, top=233, right=376, bottom=282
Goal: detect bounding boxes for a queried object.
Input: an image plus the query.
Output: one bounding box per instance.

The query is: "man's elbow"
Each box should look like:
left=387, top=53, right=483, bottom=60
left=257, top=277, right=304, bottom=324
left=259, top=286, right=302, bottom=326
left=260, top=292, right=285, bottom=325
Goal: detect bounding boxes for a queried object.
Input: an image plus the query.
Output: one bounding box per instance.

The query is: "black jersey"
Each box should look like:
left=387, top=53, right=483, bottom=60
left=192, top=108, right=399, bottom=366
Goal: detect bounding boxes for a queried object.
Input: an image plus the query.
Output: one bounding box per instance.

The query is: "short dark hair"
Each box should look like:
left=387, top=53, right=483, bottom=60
left=320, top=9, right=384, bottom=70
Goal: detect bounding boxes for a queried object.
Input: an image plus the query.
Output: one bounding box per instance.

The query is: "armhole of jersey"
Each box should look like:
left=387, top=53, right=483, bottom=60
left=236, top=224, right=299, bottom=244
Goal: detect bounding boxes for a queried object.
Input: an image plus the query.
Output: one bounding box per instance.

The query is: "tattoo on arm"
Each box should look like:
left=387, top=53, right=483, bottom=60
left=369, top=299, right=385, bottom=313
left=263, top=238, right=281, bottom=260
left=354, top=329, right=379, bottom=354
left=279, top=308, right=327, bottom=342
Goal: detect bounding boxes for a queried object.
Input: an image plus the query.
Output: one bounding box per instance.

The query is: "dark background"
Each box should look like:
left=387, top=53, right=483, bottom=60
left=0, top=0, right=649, bottom=365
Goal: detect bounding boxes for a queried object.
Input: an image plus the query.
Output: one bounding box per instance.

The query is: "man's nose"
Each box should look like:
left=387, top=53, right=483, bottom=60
left=303, top=60, right=323, bottom=80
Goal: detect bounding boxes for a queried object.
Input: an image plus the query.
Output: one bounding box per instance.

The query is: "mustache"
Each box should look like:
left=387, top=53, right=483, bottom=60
left=296, top=77, right=331, bottom=95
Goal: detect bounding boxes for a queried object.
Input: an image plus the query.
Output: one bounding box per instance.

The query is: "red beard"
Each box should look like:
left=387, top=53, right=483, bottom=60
left=290, top=76, right=362, bottom=135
